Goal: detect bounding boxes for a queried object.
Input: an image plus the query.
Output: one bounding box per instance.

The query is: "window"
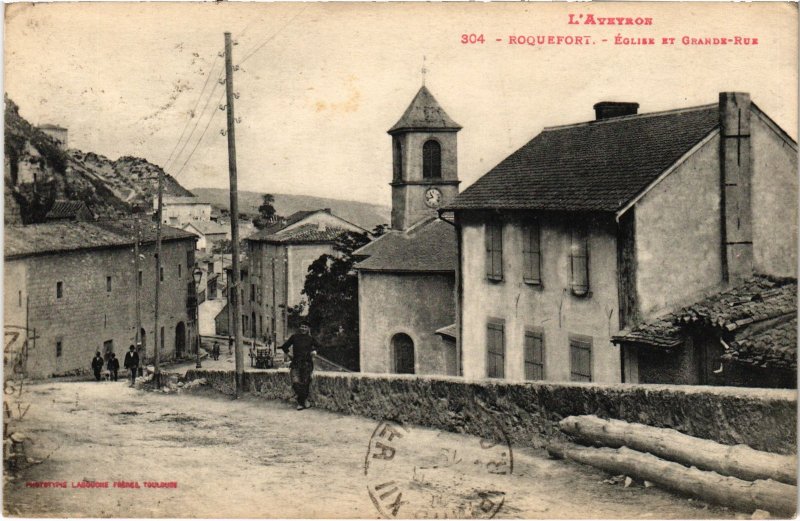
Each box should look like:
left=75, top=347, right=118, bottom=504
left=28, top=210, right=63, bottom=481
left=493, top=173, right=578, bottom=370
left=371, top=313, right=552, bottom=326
left=522, top=221, right=542, bottom=284
left=242, top=315, right=249, bottom=333
left=160, top=327, right=165, bottom=351
left=524, top=329, right=545, bottom=380
left=160, top=266, right=164, bottom=282
left=207, top=262, right=214, bottom=274
left=106, top=276, right=112, bottom=292
left=177, top=263, right=182, bottom=278
left=422, top=140, right=441, bottom=179
left=486, top=321, right=505, bottom=378
left=569, top=335, right=592, bottom=382
left=56, top=281, right=63, bottom=299
left=485, top=221, right=503, bottom=281
left=393, top=137, right=403, bottom=181
left=138, top=270, right=143, bottom=287
left=251, top=284, right=255, bottom=302
left=570, top=224, right=589, bottom=296
left=18, top=291, right=22, bottom=307
left=56, top=340, right=62, bottom=358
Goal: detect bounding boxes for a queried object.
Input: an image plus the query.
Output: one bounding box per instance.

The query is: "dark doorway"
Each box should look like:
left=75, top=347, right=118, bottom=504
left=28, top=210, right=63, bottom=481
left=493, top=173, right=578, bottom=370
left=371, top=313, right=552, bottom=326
left=391, top=333, right=415, bottom=374
left=103, top=340, right=114, bottom=362
left=175, top=322, right=186, bottom=358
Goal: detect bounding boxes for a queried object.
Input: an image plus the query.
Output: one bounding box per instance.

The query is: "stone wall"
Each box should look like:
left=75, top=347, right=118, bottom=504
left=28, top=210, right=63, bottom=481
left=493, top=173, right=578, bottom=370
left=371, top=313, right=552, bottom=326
left=15, top=237, right=195, bottom=378
left=184, top=369, right=797, bottom=455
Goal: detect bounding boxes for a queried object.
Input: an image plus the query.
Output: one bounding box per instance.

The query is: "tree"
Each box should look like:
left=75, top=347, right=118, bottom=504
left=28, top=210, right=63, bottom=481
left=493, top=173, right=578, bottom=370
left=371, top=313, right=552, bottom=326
left=254, top=194, right=278, bottom=230
left=300, top=225, right=387, bottom=370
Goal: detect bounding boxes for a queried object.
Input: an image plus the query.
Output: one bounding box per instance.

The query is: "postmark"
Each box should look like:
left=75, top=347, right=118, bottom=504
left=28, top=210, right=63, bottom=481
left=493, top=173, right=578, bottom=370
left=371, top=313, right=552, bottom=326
left=364, top=420, right=513, bottom=519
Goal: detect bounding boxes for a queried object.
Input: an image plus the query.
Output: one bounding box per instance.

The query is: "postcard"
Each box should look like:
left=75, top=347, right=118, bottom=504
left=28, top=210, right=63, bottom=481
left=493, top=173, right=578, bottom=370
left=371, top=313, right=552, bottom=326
left=3, top=2, right=797, bottom=519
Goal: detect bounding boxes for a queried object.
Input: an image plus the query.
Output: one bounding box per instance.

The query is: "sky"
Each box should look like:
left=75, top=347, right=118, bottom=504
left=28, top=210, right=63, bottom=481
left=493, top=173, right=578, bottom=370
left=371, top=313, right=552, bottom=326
left=4, top=2, right=797, bottom=206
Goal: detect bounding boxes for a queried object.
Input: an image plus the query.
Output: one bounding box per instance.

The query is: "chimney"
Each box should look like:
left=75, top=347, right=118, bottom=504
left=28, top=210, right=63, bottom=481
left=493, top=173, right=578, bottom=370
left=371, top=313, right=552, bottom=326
left=719, top=92, right=753, bottom=282
left=593, top=101, right=639, bottom=120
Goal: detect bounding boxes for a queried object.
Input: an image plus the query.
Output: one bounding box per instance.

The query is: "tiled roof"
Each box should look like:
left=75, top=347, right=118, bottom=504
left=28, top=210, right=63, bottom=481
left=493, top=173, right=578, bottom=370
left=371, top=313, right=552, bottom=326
left=187, top=221, right=229, bottom=235
left=723, top=317, right=796, bottom=370
left=388, top=86, right=461, bottom=134
left=446, top=104, right=720, bottom=212
left=45, top=200, right=92, bottom=220
left=613, top=276, right=797, bottom=352
left=163, top=196, right=205, bottom=205
left=255, top=224, right=353, bottom=245
left=354, top=218, right=456, bottom=273
left=246, top=209, right=328, bottom=241
left=5, top=219, right=195, bottom=259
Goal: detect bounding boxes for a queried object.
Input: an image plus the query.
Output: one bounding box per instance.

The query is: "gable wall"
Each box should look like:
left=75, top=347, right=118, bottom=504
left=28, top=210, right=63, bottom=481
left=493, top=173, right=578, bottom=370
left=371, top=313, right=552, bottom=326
left=634, top=133, right=723, bottom=319
left=750, top=113, right=798, bottom=278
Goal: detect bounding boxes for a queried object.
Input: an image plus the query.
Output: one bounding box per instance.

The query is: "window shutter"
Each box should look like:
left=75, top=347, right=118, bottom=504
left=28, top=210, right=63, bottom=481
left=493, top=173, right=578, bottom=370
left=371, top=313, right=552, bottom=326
left=570, top=225, right=589, bottom=295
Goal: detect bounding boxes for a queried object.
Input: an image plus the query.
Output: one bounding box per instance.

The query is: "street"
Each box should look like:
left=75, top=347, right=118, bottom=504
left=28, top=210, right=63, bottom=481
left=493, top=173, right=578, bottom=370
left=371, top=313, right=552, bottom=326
left=4, top=379, right=735, bottom=519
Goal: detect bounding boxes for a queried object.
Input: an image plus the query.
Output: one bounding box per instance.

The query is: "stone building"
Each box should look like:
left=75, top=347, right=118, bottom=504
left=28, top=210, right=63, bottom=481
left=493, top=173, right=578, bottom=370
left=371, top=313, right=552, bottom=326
left=445, top=92, right=797, bottom=384
left=243, top=209, right=366, bottom=344
left=4, top=220, right=197, bottom=378
left=37, top=124, right=68, bottom=150
left=355, top=86, right=461, bottom=375
left=156, top=195, right=212, bottom=226
left=182, top=220, right=229, bottom=252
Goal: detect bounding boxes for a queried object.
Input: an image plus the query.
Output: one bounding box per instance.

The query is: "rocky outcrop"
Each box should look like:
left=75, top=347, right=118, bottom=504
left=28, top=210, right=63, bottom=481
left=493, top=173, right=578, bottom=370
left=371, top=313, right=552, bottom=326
left=4, top=95, right=193, bottom=224
left=185, top=369, right=797, bottom=455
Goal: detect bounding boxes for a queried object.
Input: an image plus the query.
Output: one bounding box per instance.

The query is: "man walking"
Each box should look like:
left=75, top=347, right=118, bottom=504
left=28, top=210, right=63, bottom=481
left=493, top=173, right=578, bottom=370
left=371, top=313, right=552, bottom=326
left=91, top=352, right=104, bottom=381
left=124, top=345, right=139, bottom=386
left=280, top=321, right=320, bottom=410
left=107, top=353, right=119, bottom=381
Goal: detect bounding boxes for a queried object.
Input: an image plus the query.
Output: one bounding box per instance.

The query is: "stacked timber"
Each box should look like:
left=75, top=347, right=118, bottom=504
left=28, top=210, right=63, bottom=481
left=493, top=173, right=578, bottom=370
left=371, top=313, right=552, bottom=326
left=549, top=415, right=797, bottom=516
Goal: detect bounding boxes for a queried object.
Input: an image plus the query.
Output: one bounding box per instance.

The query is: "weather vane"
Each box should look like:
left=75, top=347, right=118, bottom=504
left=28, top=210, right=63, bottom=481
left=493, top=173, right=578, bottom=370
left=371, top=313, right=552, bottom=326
left=421, top=56, right=428, bottom=86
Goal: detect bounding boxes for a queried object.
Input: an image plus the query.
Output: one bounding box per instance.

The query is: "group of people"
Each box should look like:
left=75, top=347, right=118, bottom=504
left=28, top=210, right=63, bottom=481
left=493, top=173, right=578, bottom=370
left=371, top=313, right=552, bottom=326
left=91, top=345, right=141, bottom=386
left=88, top=324, right=322, bottom=409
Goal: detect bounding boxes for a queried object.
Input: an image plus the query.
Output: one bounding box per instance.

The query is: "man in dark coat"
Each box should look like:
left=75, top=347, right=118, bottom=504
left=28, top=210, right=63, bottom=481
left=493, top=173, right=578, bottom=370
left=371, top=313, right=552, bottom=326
left=107, top=353, right=120, bottom=381
left=124, top=345, right=139, bottom=386
left=280, top=321, right=320, bottom=410
left=91, top=352, right=104, bottom=381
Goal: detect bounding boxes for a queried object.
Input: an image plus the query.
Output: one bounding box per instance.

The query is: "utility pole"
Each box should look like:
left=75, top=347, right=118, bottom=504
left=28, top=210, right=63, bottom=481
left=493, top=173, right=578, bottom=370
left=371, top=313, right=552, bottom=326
left=153, top=171, right=164, bottom=388
left=134, top=212, right=142, bottom=376
left=224, top=31, right=244, bottom=397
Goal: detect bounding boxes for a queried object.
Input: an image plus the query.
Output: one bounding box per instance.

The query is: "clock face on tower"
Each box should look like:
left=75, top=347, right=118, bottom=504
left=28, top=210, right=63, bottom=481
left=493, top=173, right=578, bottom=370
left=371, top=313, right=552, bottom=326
left=424, top=187, right=443, bottom=208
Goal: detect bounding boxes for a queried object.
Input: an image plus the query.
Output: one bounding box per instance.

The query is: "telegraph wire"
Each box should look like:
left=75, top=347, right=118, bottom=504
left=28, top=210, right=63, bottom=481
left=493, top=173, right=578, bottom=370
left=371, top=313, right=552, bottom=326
left=167, top=72, right=224, bottom=174
left=163, top=51, right=223, bottom=171
left=174, top=89, right=226, bottom=178
left=238, top=6, right=308, bottom=66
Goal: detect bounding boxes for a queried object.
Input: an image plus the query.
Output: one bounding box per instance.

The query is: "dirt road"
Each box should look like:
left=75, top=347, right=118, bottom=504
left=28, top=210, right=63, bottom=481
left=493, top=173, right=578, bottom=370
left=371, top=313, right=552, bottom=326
left=5, top=380, right=734, bottom=518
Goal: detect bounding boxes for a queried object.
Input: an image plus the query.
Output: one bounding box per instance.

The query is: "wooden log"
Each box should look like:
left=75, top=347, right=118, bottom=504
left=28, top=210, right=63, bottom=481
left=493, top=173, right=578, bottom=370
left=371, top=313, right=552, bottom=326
left=548, top=443, right=796, bottom=516
left=560, top=415, right=796, bottom=485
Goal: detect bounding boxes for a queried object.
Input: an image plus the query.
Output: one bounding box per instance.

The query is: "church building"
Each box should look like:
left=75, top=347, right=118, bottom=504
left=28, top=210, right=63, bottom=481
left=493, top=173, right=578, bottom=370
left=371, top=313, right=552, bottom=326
left=355, top=86, right=460, bottom=375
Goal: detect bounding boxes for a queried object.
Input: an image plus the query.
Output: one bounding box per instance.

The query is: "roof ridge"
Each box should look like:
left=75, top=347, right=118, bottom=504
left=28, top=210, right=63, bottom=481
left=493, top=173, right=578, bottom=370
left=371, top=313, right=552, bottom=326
left=543, top=103, right=718, bottom=132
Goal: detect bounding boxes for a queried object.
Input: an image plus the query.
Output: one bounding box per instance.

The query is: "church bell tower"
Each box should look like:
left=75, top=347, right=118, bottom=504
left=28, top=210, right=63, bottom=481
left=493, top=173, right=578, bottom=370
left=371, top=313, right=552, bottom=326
left=388, top=86, right=461, bottom=231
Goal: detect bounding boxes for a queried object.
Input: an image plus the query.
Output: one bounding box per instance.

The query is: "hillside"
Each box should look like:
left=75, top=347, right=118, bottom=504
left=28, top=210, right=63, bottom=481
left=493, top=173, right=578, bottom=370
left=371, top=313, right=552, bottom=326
left=192, top=188, right=390, bottom=231
left=4, top=95, right=193, bottom=224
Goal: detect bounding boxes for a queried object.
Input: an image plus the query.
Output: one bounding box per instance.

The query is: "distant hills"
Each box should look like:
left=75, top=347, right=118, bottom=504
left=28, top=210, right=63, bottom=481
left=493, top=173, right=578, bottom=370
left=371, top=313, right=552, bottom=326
left=5, top=96, right=192, bottom=224
left=192, top=188, right=390, bottom=232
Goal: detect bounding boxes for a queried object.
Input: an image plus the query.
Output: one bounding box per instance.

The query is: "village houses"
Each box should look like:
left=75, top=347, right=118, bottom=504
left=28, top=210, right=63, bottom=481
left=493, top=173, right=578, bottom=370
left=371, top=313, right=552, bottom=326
left=235, top=209, right=366, bottom=345
left=4, top=220, right=198, bottom=378
left=444, top=92, right=797, bottom=385
left=354, top=86, right=460, bottom=375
